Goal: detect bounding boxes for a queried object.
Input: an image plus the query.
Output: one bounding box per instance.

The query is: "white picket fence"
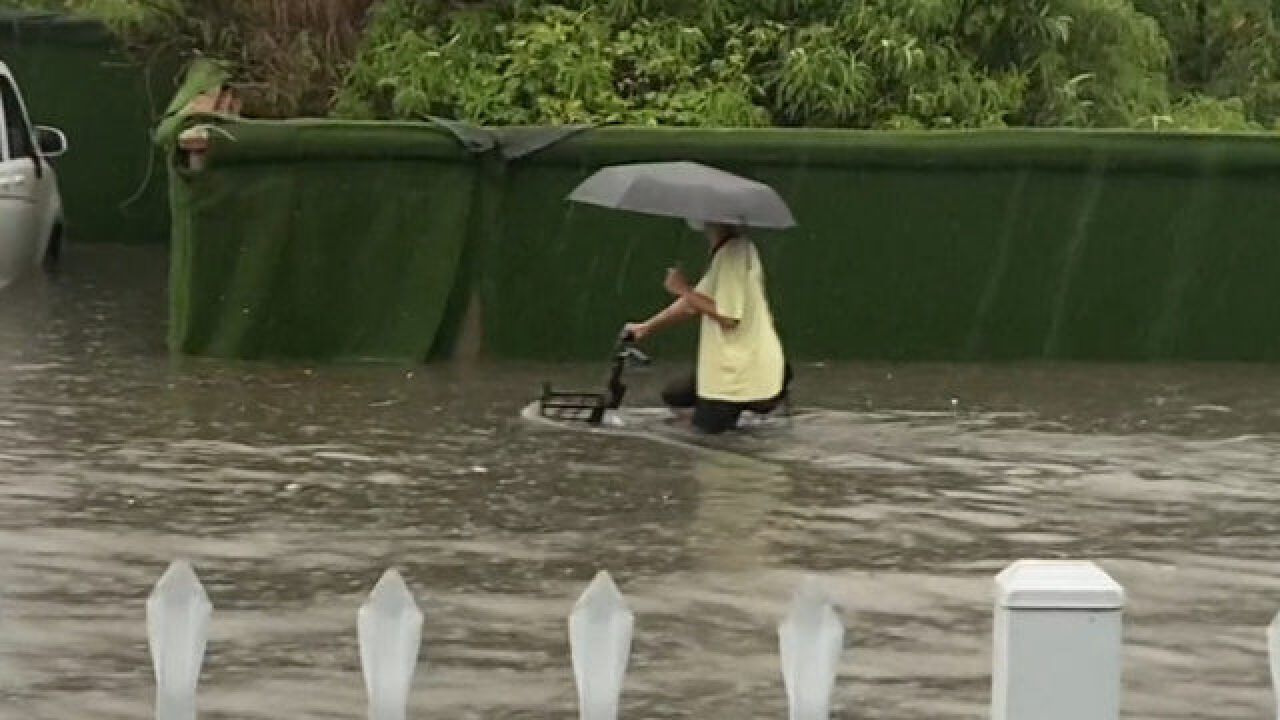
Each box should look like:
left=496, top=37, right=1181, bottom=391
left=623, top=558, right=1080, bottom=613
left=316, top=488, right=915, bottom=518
left=142, top=559, right=1280, bottom=720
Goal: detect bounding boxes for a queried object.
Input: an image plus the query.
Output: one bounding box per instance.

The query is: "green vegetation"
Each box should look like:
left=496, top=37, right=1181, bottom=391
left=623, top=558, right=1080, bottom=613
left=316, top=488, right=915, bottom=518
left=5, top=0, right=372, bottom=117
left=7, top=0, right=1280, bottom=130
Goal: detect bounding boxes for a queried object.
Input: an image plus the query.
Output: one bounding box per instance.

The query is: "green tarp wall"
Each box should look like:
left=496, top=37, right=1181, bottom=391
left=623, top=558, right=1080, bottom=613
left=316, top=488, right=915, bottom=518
left=0, top=10, right=173, bottom=245
left=166, top=116, right=1280, bottom=363
left=167, top=119, right=476, bottom=362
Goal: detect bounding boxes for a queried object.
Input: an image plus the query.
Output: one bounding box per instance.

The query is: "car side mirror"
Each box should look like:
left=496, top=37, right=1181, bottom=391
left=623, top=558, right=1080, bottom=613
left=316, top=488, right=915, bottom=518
left=35, top=126, right=67, bottom=158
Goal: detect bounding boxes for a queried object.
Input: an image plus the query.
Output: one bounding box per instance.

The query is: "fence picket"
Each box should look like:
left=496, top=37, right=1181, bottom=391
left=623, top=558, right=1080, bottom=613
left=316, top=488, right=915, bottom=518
left=358, top=569, right=423, bottom=720
left=779, top=576, right=845, bottom=720
left=569, top=571, right=634, bottom=720
left=146, top=561, right=212, bottom=720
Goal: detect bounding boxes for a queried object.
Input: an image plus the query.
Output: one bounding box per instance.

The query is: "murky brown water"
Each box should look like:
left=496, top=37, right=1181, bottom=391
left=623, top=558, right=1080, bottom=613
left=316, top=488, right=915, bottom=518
left=1, top=246, right=1278, bottom=719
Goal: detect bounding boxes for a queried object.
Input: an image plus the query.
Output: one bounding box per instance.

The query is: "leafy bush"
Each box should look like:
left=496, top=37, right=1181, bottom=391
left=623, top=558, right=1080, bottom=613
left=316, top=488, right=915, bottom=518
left=1135, top=0, right=1280, bottom=127
left=5, top=0, right=375, bottom=117
left=8, top=0, right=1280, bottom=130
left=333, top=0, right=1181, bottom=128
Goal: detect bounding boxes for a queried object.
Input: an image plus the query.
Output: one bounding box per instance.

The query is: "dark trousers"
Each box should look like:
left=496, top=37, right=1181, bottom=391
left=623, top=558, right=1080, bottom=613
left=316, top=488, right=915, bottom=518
left=662, top=364, right=793, bottom=434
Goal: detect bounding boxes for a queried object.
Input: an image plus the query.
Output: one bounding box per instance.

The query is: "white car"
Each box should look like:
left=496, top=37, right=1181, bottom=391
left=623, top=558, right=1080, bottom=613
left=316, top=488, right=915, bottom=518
left=0, top=60, right=67, bottom=289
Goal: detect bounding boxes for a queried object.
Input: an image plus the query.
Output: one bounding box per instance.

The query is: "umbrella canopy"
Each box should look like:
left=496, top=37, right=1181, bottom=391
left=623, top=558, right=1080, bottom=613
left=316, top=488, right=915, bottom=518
left=567, top=161, right=797, bottom=229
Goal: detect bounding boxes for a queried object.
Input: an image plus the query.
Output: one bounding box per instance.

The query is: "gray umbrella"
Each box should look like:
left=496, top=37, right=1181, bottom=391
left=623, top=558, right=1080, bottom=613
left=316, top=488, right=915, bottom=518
left=567, top=161, right=797, bottom=229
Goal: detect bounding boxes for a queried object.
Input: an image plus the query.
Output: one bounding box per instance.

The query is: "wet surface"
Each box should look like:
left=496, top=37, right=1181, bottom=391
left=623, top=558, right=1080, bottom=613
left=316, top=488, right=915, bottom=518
left=0, top=246, right=1278, bottom=719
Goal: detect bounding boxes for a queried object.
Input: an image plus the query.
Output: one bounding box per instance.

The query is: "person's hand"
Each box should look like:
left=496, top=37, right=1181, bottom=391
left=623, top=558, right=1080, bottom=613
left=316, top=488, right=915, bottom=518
left=624, top=322, right=650, bottom=341
left=664, top=267, right=691, bottom=296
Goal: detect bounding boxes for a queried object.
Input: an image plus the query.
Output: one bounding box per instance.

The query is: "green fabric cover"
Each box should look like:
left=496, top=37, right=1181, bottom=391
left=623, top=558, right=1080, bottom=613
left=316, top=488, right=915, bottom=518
left=167, top=115, right=1280, bottom=362
left=483, top=128, right=1280, bottom=362
left=0, top=10, right=174, bottom=244
left=166, top=116, right=476, bottom=362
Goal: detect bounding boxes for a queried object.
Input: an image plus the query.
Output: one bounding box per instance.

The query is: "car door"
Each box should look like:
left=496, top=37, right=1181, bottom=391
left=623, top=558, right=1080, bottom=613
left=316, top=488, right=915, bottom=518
left=0, top=67, right=40, bottom=287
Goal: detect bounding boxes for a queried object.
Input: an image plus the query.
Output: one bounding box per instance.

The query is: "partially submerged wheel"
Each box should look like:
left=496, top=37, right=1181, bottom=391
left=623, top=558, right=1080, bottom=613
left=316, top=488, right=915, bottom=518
left=42, top=223, right=62, bottom=271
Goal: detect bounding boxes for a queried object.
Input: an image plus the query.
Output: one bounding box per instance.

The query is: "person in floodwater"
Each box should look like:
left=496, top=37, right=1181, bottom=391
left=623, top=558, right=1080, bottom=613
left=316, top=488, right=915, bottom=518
left=626, top=221, right=792, bottom=434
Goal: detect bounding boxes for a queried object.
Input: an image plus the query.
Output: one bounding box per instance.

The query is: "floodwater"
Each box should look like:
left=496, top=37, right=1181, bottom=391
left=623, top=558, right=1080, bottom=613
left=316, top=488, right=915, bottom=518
left=1, top=245, right=1278, bottom=720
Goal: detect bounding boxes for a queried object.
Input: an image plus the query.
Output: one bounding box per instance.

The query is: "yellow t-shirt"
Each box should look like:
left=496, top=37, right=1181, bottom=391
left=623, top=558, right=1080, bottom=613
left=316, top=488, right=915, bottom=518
left=694, top=237, right=785, bottom=402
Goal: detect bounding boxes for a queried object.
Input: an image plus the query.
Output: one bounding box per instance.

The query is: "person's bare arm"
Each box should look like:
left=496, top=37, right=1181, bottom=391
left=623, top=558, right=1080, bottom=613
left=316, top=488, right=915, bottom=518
left=675, top=288, right=739, bottom=331
left=625, top=265, right=743, bottom=339
left=626, top=296, right=696, bottom=340
left=665, top=268, right=739, bottom=331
